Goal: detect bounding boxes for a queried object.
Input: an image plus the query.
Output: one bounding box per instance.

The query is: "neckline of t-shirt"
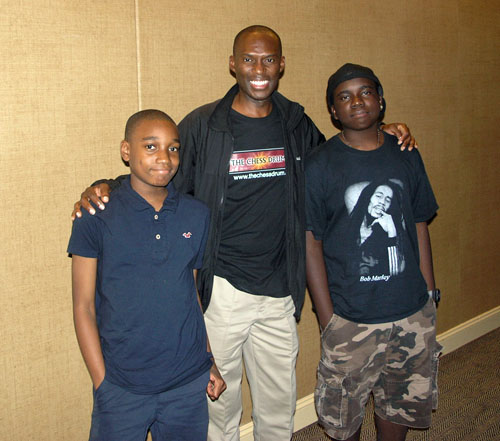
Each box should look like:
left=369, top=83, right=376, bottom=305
left=334, top=133, right=392, bottom=156
left=229, top=105, right=277, bottom=122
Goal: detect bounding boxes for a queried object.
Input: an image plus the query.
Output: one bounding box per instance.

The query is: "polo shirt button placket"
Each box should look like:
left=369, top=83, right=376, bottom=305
left=154, top=214, right=161, bottom=240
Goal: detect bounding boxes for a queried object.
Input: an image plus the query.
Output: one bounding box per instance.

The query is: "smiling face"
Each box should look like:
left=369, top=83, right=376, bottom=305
left=367, top=185, right=393, bottom=218
left=331, top=77, right=382, bottom=131
left=229, top=30, right=285, bottom=112
left=120, top=118, right=180, bottom=194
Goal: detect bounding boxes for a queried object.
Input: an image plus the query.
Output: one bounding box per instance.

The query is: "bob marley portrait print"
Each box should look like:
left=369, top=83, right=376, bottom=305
left=345, top=179, right=406, bottom=279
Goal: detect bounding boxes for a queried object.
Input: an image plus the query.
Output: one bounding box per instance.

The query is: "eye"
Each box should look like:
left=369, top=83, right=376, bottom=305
left=339, top=95, right=349, bottom=102
left=243, top=57, right=252, bottom=62
left=168, top=146, right=180, bottom=152
left=361, top=90, right=372, bottom=96
left=265, top=57, right=275, bottom=63
left=145, top=144, right=157, bottom=151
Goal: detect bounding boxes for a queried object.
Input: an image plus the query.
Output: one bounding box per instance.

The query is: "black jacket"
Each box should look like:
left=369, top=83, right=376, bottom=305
left=174, top=84, right=325, bottom=319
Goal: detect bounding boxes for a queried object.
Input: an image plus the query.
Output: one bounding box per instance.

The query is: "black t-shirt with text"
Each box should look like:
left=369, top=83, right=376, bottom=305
left=214, top=107, right=288, bottom=297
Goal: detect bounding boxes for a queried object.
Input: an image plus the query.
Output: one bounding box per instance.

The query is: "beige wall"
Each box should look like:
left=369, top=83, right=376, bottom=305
left=1, top=0, right=499, bottom=438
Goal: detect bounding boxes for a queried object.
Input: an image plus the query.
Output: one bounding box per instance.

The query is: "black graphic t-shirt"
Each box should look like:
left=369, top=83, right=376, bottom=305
left=305, top=134, right=438, bottom=323
left=214, top=107, right=288, bottom=297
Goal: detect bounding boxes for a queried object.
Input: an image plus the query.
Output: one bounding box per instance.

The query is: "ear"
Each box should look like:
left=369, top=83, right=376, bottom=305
left=331, top=105, right=338, bottom=120
left=120, top=140, right=130, bottom=162
left=229, top=55, right=235, bottom=75
left=279, top=56, right=285, bottom=74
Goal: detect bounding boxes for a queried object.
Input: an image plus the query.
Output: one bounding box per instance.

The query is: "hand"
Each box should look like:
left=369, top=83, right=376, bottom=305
left=93, top=372, right=106, bottom=390
left=381, top=123, right=417, bottom=151
left=372, top=213, right=397, bottom=237
left=320, top=312, right=334, bottom=334
left=206, top=362, right=226, bottom=401
left=71, top=183, right=111, bottom=220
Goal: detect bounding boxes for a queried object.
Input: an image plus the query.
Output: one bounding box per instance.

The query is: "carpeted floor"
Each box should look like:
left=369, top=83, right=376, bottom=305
left=292, top=327, right=500, bottom=441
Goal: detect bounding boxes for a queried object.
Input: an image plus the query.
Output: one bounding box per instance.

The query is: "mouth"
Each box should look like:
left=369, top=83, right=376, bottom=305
left=250, top=79, right=270, bottom=89
left=352, top=111, right=369, bottom=118
left=151, top=168, right=173, bottom=174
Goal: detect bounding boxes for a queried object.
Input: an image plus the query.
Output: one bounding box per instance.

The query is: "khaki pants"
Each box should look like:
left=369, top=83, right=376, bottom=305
left=205, top=276, right=299, bottom=441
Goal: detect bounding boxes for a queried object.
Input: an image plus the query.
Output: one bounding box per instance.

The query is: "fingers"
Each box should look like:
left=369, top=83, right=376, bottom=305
left=206, top=378, right=227, bottom=400
left=396, top=123, right=418, bottom=151
left=71, top=201, right=83, bottom=221
left=71, top=184, right=111, bottom=220
left=399, top=133, right=418, bottom=151
left=86, top=190, right=106, bottom=212
left=98, top=183, right=111, bottom=203
left=206, top=365, right=227, bottom=400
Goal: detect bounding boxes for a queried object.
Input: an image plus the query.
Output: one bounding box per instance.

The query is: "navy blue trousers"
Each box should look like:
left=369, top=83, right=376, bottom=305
left=89, top=371, right=209, bottom=441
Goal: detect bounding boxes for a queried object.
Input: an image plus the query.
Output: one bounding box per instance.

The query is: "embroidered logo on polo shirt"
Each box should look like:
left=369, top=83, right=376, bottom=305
left=182, top=232, right=192, bottom=238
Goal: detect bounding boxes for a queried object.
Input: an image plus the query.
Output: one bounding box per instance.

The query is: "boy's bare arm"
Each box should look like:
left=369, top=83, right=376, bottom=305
left=416, top=222, right=436, bottom=290
left=306, top=231, right=334, bottom=331
left=72, top=255, right=105, bottom=388
left=193, top=270, right=226, bottom=400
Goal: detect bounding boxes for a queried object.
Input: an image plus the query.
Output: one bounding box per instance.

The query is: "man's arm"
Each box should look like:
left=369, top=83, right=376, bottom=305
left=72, top=255, right=105, bottom=388
left=416, top=222, right=435, bottom=290
left=306, top=231, right=334, bottom=331
left=71, top=175, right=128, bottom=220
left=380, top=123, right=417, bottom=150
left=193, top=270, right=226, bottom=400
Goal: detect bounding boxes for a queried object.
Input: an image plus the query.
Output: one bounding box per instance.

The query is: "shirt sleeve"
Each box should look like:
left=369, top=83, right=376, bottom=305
left=67, top=212, right=102, bottom=258
left=410, top=150, right=439, bottom=222
left=305, top=154, right=328, bottom=240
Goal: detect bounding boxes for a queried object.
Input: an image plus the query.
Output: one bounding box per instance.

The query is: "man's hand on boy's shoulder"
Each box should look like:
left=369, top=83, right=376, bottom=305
left=380, top=122, right=418, bottom=151
left=207, top=362, right=226, bottom=401
left=72, top=183, right=111, bottom=220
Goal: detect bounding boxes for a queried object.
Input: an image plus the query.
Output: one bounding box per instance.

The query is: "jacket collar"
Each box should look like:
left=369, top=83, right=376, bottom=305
left=208, top=83, right=305, bottom=133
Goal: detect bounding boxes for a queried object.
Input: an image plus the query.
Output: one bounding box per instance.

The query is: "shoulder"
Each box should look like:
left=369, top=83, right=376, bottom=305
left=384, top=134, right=418, bottom=156
left=72, top=186, right=132, bottom=232
left=273, top=91, right=305, bottom=123
left=308, top=136, right=341, bottom=163
left=177, top=192, right=210, bottom=216
left=178, top=99, right=221, bottom=129
left=183, top=99, right=220, bottom=120
left=94, top=185, right=129, bottom=218
left=384, top=134, right=426, bottom=166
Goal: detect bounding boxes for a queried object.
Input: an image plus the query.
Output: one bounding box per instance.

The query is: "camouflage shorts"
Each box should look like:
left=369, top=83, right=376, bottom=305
left=315, top=298, right=442, bottom=440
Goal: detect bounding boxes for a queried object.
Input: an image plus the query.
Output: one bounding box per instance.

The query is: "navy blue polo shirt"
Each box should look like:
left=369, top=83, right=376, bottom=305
left=68, top=176, right=212, bottom=394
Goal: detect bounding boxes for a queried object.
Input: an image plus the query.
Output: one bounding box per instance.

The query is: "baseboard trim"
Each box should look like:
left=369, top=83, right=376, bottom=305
left=239, top=306, right=500, bottom=441
left=437, top=306, right=500, bottom=355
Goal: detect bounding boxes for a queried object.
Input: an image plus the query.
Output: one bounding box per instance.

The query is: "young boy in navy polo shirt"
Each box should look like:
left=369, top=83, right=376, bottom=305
left=305, top=65, right=442, bottom=441
left=68, top=109, right=225, bottom=441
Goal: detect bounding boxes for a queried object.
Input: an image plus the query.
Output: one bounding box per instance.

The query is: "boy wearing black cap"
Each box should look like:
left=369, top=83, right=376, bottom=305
left=305, top=64, right=442, bottom=441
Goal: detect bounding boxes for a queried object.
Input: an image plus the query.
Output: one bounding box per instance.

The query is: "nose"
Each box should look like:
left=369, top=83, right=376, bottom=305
left=351, top=94, right=364, bottom=107
left=156, top=147, right=171, bottom=164
left=254, top=60, right=264, bottom=74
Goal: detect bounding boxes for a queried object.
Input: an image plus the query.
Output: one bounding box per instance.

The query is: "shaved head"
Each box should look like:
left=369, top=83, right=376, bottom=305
left=233, top=25, right=282, bottom=56
left=124, top=109, right=176, bottom=141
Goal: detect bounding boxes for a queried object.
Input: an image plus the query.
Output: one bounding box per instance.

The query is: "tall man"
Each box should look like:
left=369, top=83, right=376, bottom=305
left=73, top=25, right=414, bottom=440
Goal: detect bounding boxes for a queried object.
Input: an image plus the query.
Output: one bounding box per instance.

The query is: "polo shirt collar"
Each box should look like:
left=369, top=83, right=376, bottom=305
left=121, top=175, right=179, bottom=213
